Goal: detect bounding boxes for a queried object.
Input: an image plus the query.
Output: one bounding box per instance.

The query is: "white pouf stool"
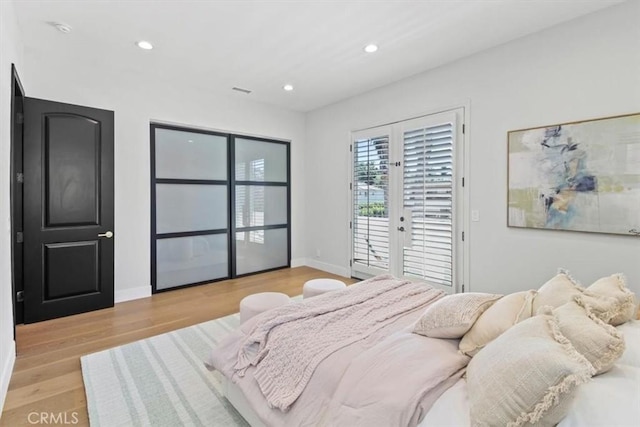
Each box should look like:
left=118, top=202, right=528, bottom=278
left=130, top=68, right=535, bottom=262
left=303, top=278, right=346, bottom=299
left=239, top=292, right=290, bottom=324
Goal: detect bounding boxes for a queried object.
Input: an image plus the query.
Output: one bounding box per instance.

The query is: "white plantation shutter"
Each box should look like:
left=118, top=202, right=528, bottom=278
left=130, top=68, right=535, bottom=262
left=403, top=122, right=454, bottom=286
left=352, top=134, right=390, bottom=272
left=350, top=110, right=462, bottom=288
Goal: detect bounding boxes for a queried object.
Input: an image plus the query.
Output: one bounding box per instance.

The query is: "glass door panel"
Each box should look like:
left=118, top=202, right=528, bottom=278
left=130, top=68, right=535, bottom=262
left=235, top=186, right=288, bottom=228
left=156, top=184, right=227, bottom=233
left=233, top=136, right=290, bottom=276
left=156, top=234, right=228, bottom=290
left=152, top=124, right=230, bottom=291
left=351, top=126, right=392, bottom=278
left=399, top=112, right=459, bottom=290
left=235, top=138, right=287, bottom=182
left=235, top=228, right=288, bottom=275
left=155, top=128, right=227, bottom=180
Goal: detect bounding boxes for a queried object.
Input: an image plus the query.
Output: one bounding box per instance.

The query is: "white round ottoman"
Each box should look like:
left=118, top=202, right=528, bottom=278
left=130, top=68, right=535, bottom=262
left=239, top=292, right=290, bottom=324
left=303, top=278, right=347, bottom=299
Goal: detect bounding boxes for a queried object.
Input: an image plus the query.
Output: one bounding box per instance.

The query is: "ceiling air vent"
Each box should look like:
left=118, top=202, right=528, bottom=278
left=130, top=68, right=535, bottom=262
left=232, top=87, right=252, bottom=94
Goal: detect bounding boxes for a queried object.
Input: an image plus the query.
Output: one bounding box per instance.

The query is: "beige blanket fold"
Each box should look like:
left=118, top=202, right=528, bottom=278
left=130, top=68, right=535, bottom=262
left=233, top=275, right=444, bottom=411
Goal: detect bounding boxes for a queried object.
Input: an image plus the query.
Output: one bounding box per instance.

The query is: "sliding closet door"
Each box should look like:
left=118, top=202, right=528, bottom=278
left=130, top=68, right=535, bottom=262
left=233, top=137, right=290, bottom=276
left=151, top=126, right=291, bottom=292
left=151, top=125, right=230, bottom=291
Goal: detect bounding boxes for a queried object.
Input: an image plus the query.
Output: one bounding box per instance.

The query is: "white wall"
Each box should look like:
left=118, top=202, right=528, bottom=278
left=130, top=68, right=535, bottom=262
left=20, top=47, right=307, bottom=302
left=0, top=0, right=23, bottom=413
left=305, top=1, right=640, bottom=295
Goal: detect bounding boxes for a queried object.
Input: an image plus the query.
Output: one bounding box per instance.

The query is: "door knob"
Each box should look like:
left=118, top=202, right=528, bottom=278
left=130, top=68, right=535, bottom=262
left=397, top=226, right=405, bottom=232
left=98, top=231, right=114, bottom=238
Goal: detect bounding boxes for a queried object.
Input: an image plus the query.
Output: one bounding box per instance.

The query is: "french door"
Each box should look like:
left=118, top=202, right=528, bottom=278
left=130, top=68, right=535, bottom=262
left=351, top=109, right=465, bottom=292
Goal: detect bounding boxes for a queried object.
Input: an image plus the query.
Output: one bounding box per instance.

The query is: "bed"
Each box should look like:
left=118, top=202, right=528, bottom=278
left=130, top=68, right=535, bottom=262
left=207, top=273, right=640, bottom=426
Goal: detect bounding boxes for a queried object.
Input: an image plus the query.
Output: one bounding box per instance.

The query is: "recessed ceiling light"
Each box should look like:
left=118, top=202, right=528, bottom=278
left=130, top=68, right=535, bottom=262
left=364, top=44, right=378, bottom=53
left=283, top=84, right=294, bottom=92
left=136, top=40, right=153, bottom=50
left=49, top=22, right=72, bottom=34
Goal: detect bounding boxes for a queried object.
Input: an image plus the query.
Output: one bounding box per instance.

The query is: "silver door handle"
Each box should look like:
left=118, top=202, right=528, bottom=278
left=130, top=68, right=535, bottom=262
left=98, top=231, right=113, bottom=238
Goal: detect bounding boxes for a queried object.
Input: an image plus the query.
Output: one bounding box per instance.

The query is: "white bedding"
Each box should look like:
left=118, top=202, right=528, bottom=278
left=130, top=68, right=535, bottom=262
left=419, top=320, right=640, bottom=427
left=208, top=278, right=469, bottom=427
left=210, top=279, right=639, bottom=427
left=216, top=325, right=468, bottom=427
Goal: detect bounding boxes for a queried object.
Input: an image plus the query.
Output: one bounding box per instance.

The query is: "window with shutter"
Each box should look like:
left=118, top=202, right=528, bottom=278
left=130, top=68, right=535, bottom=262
left=350, top=109, right=463, bottom=291
left=403, top=123, right=454, bottom=286
left=352, top=134, right=390, bottom=272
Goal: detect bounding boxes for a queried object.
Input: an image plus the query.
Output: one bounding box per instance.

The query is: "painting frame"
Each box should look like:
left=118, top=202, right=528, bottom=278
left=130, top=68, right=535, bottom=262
left=507, top=112, right=640, bottom=236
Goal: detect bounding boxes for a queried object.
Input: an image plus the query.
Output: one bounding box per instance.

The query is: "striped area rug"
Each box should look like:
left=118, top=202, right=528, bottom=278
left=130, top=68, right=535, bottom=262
left=81, top=312, right=249, bottom=427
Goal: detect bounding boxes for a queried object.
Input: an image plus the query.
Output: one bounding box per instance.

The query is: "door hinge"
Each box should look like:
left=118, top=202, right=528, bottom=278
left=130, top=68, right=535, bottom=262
left=462, top=284, right=465, bottom=293
left=462, top=177, right=464, bottom=187
left=349, top=144, right=352, bottom=152
left=17, top=113, right=24, bottom=124
left=349, top=221, right=352, bottom=229
left=350, top=182, right=352, bottom=190
left=462, top=124, right=465, bottom=134
left=16, top=231, right=23, bottom=243
left=462, top=231, right=465, bottom=241
left=16, top=291, right=24, bottom=302
left=17, top=172, right=24, bottom=183
left=349, top=259, right=352, bottom=267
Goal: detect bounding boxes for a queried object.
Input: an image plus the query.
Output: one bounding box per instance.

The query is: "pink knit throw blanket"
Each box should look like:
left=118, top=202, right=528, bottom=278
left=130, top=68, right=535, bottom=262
left=233, top=275, right=444, bottom=411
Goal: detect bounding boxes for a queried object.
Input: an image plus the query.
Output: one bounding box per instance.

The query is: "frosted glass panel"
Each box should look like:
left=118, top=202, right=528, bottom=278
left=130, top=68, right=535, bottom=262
left=236, top=228, right=288, bottom=275
left=156, top=234, right=228, bottom=290
left=235, top=139, right=287, bottom=182
left=156, top=184, right=227, bottom=233
left=156, top=128, right=227, bottom=180
left=235, top=186, right=287, bottom=228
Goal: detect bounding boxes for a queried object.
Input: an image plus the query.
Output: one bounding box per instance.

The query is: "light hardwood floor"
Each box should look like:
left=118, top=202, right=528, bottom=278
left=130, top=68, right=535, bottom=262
left=1, top=266, right=355, bottom=426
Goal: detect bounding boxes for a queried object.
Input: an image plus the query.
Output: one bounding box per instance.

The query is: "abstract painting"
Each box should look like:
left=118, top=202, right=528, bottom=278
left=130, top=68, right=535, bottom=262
left=508, top=113, right=640, bottom=236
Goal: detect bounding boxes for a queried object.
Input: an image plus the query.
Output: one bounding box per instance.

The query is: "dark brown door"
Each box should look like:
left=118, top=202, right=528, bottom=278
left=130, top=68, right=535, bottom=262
left=23, top=98, right=114, bottom=323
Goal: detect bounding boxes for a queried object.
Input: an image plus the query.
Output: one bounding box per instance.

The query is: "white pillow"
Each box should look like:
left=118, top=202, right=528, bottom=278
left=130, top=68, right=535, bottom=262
left=553, top=302, right=625, bottom=375
left=459, top=290, right=536, bottom=356
left=583, top=274, right=637, bottom=326
left=467, top=315, right=595, bottom=427
left=532, top=271, right=584, bottom=313
left=413, top=293, right=502, bottom=339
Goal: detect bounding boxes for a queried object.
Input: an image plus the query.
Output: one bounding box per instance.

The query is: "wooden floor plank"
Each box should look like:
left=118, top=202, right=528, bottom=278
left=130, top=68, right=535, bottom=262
left=3, top=372, right=83, bottom=412
left=0, top=266, right=354, bottom=426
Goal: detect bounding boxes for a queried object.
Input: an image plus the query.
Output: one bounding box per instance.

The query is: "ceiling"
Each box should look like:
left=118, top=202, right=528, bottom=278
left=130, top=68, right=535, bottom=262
left=13, top=0, right=624, bottom=112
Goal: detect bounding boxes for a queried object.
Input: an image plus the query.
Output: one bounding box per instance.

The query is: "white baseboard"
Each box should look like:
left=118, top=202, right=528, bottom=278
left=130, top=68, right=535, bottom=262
left=114, top=261, right=350, bottom=304
left=290, top=258, right=307, bottom=268
left=115, top=285, right=151, bottom=304
left=304, top=259, right=351, bottom=278
left=0, top=339, right=16, bottom=414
